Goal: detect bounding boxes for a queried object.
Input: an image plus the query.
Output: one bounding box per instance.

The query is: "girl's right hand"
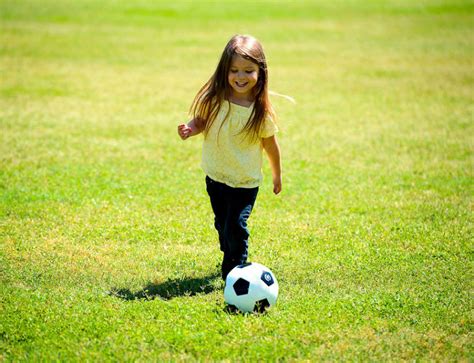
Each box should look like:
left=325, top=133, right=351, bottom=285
left=178, top=124, right=192, bottom=140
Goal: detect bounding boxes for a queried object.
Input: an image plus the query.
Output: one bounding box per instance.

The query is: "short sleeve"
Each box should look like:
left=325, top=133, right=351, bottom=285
left=259, top=117, right=278, bottom=138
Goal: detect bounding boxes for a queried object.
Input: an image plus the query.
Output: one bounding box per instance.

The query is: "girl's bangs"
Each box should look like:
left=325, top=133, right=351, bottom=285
left=232, top=46, right=259, bottom=65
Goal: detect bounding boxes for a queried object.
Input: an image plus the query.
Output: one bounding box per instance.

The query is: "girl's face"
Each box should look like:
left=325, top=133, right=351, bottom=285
left=227, top=54, right=259, bottom=101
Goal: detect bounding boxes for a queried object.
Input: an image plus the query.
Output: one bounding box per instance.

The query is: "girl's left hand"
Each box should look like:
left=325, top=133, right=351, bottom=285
left=273, top=176, right=282, bottom=195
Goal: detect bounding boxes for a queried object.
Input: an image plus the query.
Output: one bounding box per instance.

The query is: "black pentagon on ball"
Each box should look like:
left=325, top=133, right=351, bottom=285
left=233, top=278, right=250, bottom=296
left=237, top=262, right=252, bottom=269
left=254, top=298, right=271, bottom=313
left=261, top=271, right=274, bottom=286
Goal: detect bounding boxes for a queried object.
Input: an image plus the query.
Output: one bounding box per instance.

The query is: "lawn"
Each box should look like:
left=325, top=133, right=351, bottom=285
left=1, top=0, right=473, bottom=360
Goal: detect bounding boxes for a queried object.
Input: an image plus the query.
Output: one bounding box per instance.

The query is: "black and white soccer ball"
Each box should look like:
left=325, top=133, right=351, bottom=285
left=224, top=262, right=279, bottom=313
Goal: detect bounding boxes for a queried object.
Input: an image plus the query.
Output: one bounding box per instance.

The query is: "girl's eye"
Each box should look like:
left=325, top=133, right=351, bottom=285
left=230, top=69, right=255, bottom=74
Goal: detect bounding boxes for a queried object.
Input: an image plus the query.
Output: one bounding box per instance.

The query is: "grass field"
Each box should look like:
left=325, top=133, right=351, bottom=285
left=1, top=0, right=473, bottom=360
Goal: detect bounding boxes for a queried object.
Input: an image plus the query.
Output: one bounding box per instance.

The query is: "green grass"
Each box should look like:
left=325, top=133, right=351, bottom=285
left=1, top=0, right=473, bottom=360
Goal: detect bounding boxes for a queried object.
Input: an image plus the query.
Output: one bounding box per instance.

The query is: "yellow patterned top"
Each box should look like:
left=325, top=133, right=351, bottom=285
left=201, top=101, right=278, bottom=188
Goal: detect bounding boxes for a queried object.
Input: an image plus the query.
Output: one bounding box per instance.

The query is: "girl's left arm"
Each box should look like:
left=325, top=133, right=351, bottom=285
left=262, top=135, right=282, bottom=195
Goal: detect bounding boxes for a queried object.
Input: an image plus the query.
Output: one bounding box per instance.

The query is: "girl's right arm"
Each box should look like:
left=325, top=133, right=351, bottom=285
left=177, top=118, right=203, bottom=140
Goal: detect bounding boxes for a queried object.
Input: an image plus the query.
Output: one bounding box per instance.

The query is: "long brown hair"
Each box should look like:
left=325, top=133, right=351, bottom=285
left=190, top=34, right=275, bottom=141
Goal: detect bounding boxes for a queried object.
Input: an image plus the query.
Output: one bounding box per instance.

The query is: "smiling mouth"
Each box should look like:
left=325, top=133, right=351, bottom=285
left=235, top=81, right=248, bottom=87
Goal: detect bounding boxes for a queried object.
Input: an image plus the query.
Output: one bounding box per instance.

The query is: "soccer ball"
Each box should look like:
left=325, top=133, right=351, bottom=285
left=224, top=262, right=279, bottom=313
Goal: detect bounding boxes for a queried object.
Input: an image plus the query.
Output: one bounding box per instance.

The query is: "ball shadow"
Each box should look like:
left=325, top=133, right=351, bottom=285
left=222, top=303, right=270, bottom=316
left=109, top=272, right=221, bottom=301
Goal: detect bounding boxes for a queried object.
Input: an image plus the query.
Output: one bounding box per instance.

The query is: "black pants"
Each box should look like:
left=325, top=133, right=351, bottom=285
left=205, top=176, right=259, bottom=280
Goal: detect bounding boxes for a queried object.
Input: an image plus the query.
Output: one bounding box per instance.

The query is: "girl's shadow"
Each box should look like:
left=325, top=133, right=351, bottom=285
left=109, top=273, right=221, bottom=301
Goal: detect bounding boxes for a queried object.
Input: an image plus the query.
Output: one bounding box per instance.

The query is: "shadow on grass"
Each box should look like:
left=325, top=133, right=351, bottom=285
left=109, top=272, right=221, bottom=301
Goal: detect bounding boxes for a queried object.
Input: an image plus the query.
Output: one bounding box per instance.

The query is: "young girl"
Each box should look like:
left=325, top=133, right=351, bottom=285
left=177, top=34, right=281, bottom=280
